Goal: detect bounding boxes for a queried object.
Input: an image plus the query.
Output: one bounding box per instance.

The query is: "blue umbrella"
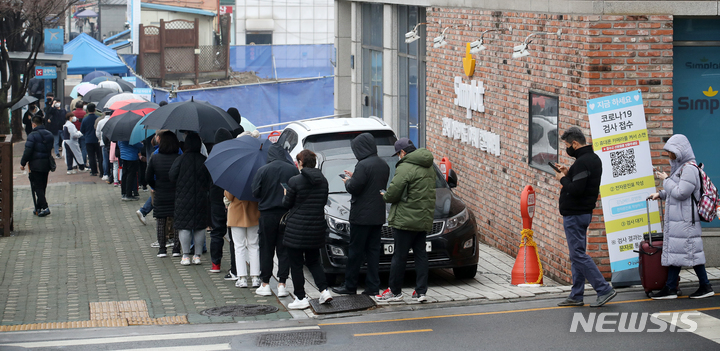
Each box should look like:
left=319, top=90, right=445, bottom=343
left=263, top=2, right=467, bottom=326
left=205, top=136, right=291, bottom=201
left=129, top=113, right=157, bottom=145
left=82, top=71, right=112, bottom=83
left=89, top=76, right=114, bottom=85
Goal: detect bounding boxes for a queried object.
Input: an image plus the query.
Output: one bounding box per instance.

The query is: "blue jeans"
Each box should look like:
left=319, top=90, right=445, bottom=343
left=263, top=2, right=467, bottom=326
left=564, top=214, right=613, bottom=300
left=666, top=265, right=711, bottom=290
left=79, top=137, right=87, bottom=164
left=102, top=145, right=110, bottom=177
left=52, top=132, right=60, bottom=156
left=139, top=196, right=153, bottom=216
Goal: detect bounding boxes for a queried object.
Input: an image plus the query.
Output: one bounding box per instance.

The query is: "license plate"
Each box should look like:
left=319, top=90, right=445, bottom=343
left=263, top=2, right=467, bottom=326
left=383, top=242, right=432, bottom=255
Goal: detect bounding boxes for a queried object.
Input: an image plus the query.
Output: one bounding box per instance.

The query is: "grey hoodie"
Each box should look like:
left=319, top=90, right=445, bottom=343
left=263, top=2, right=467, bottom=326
left=659, top=134, right=705, bottom=267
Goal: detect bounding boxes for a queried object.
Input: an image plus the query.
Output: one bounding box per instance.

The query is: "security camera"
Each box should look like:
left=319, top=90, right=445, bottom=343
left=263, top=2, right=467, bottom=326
left=433, top=35, right=446, bottom=48
left=469, top=39, right=485, bottom=54
left=405, top=31, right=420, bottom=44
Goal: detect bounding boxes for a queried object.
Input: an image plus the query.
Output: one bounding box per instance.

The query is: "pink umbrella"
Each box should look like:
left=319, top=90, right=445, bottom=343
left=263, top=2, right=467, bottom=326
left=77, top=84, right=97, bottom=96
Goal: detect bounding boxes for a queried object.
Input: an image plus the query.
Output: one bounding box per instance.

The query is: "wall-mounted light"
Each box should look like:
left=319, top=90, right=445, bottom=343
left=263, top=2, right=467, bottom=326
left=433, top=26, right=451, bottom=48
left=469, top=26, right=512, bottom=54
left=404, top=22, right=429, bottom=44
left=512, top=28, right=562, bottom=59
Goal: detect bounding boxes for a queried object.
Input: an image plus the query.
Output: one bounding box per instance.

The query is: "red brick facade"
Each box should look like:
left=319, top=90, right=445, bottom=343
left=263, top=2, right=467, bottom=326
left=424, top=8, right=673, bottom=283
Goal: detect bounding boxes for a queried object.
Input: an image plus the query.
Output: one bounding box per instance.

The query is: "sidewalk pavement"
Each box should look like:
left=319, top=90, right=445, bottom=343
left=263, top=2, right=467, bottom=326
left=3, top=142, right=719, bottom=329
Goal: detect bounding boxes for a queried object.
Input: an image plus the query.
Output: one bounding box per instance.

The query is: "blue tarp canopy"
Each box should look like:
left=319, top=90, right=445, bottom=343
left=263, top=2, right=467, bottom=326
left=64, top=33, right=128, bottom=75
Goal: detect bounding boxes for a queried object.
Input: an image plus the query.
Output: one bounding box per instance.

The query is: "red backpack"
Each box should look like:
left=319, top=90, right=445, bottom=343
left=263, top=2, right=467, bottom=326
left=685, top=162, right=719, bottom=223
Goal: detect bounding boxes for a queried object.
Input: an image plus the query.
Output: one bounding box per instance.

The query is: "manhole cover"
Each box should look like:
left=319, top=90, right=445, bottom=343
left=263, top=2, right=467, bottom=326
left=69, top=181, right=96, bottom=185
left=309, top=294, right=376, bottom=314
left=199, top=305, right=278, bottom=317
left=257, top=331, right=326, bottom=347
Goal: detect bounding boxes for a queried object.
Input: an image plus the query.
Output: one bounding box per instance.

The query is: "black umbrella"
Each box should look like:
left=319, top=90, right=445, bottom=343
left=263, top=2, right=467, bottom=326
left=11, top=96, right=38, bottom=111
left=102, top=111, right=145, bottom=141
left=111, top=77, right=135, bottom=92
left=141, top=98, right=239, bottom=143
left=96, top=92, right=121, bottom=110
left=117, top=101, right=159, bottom=111
left=82, top=88, right=116, bottom=103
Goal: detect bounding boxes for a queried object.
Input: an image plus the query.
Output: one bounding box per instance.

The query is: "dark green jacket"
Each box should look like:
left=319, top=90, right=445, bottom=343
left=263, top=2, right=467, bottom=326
left=383, top=148, right=436, bottom=232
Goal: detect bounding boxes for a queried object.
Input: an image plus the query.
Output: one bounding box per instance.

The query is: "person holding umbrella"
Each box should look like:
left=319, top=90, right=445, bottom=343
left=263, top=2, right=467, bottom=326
left=23, top=103, right=41, bottom=137
left=81, top=103, right=102, bottom=176
left=169, top=133, right=212, bottom=266
left=251, top=143, right=298, bottom=297
left=95, top=108, right=113, bottom=182
left=45, top=98, right=66, bottom=159
left=147, top=131, right=182, bottom=258
left=62, top=112, right=85, bottom=174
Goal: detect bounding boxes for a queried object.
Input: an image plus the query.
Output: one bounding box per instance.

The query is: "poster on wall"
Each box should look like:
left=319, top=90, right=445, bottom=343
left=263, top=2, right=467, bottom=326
left=529, top=93, right=558, bottom=173
left=587, top=90, right=660, bottom=286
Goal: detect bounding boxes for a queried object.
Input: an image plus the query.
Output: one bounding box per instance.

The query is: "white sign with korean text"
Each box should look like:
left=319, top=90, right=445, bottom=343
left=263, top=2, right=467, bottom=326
left=454, top=77, right=485, bottom=119
left=587, top=90, right=660, bottom=273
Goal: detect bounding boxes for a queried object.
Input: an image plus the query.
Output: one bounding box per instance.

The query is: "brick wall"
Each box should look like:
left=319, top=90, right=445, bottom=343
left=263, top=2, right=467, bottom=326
left=424, top=8, right=673, bottom=283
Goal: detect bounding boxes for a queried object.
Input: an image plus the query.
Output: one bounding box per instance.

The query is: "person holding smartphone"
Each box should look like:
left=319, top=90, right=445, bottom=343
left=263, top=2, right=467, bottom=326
left=332, top=133, right=390, bottom=296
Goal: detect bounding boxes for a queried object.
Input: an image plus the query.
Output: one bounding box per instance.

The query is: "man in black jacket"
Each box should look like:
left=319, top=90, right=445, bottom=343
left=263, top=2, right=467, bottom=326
left=333, top=133, right=390, bottom=295
left=251, top=143, right=299, bottom=297
left=554, top=126, right=616, bottom=308
left=44, top=98, right=66, bottom=159
left=21, top=116, right=55, bottom=217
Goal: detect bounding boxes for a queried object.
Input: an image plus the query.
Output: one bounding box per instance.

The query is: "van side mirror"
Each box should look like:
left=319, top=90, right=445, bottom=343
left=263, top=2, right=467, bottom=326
left=448, top=169, right=458, bottom=188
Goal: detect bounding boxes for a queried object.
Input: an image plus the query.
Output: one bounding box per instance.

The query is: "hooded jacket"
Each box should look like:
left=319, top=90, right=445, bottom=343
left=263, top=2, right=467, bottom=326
left=146, top=148, right=180, bottom=218
left=383, top=148, right=436, bottom=233
left=558, top=145, right=602, bottom=216
left=80, top=112, right=99, bottom=144
left=169, top=133, right=211, bottom=229
left=344, top=133, right=390, bottom=225
left=282, top=167, right=329, bottom=249
left=251, top=143, right=299, bottom=213
left=21, top=125, right=54, bottom=172
left=658, top=134, right=705, bottom=267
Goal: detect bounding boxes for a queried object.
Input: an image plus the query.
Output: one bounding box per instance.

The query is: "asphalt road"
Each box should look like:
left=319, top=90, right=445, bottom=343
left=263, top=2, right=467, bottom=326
left=1, top=284, right=718, bottom=351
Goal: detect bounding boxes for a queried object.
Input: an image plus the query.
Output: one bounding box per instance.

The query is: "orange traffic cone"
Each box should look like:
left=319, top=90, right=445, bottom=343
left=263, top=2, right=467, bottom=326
left=511, top=229, right=544, bottom=285
left=511, top=185, right=544, bottom=286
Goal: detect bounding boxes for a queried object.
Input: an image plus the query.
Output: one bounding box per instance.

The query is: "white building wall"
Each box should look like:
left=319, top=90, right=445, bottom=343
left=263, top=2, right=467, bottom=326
left=235, top=0, right=335, bottom=45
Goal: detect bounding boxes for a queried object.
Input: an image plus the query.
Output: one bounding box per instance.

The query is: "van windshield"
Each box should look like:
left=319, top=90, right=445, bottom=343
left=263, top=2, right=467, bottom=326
left=304, top=130, right=397, bottom=153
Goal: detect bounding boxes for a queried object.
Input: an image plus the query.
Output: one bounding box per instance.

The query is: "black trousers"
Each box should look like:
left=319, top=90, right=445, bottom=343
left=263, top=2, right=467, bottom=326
left=139, top=160, right=147, bottom=187
left=228, top=229, right=237, bottom=275
left=344, top=224, right=382, bottom=293
left=65, top=146, right=84, bottom=171
left=209, top=185, right=228, bottom=265
left=85, top=142, right=101, bottom=175
left=121, top=159, right=139, bottom=197
left=29, top=171, right=49, bottom=211
left=258, top=211, right=289, bottom=284
left=287, top=247, right=328, bottom=300
left=389, top=229, right=428, bottom=295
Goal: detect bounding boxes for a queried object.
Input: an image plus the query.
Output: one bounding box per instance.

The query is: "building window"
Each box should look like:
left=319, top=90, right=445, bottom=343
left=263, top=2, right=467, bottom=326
left=361, top=3, right=383, bottom=118
left=398, top=5, right=425, bottom=147
left=246, top=32, right=272, bottom=45
left=528, top=92, right=559, bottom=173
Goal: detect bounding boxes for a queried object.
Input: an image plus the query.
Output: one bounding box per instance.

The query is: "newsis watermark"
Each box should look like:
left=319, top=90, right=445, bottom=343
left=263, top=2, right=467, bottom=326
left=570, top=312, right=701, bottom=333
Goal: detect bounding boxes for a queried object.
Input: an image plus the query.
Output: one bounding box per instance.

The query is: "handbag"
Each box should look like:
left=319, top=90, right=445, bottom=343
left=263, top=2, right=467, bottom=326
left=279, top=186, right=307, bottom=234
left=48, top=155, right=56, bottom=172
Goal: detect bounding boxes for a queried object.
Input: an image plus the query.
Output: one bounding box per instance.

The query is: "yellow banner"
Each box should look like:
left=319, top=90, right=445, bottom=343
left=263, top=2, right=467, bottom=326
left=605, top=211, right=661, bottom=234
left=593, top=130, right=649, bottom=150
left=600, top=175, right=656, bottom=196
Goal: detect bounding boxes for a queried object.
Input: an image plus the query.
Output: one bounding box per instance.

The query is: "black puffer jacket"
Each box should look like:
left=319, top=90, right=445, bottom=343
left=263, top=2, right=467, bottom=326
left=344, top=133, right=390, bottom=225
left=559, top=145, right=603, bottom=216
left=169, top=134, right=211, bottom=229
left=20, top=125, right=54, bottom=172
left=147, top=151, right=180, bottom=218
left=282, top=167, right=329, bottom=249
left=251, top=143, right=299, bottom=213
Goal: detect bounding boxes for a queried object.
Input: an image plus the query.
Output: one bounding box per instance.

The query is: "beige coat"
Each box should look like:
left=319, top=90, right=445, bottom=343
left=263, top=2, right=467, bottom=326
left=225, top=191, right=260, bottom=227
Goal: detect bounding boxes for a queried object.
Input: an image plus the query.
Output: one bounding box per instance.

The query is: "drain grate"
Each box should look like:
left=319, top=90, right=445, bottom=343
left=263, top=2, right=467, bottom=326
left=257, top=331, right=326, bottom=347
left=200, top=305, right=278, bottom=317
left=309, top=294, right=377, bottom=314
left=69, top=181, right=96, bottom=185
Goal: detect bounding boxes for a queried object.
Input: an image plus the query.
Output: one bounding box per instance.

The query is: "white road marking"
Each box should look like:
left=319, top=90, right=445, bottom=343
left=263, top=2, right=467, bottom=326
left=0, top=326, right=320, bottom=349
left=116, top=344, right=231, bottom=351
left=655, top=311, right=720, bottom=344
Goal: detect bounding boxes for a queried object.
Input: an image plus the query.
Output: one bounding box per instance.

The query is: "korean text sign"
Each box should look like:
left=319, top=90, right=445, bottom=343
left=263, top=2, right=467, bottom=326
left=587, top=90, right=661, bottom=273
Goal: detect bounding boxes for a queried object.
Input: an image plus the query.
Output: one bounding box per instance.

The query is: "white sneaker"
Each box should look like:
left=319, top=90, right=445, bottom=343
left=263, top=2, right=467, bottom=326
left=151, top=241, right=160, bottom=248
left=288, top=297, right=310, bottom=310
left=101, top=175, right=109, bottom=181
left=180, top=257, right=191, bottom=266
left=255, top=284, right=273, bottom=296
left=67, top=171, right=72, bottom=175
left=136, top=210, right=147, bottom=225
left=236, top=277, right=248, bottom=288
left=251, top=276, right=261, bottom=288
left=319, top=289, right=333, bottom=304
left=71, top=169, right=78, bottom=174
left=277, top=284, right=289, bottom=297
left=192, top=256, right=201, bottom=265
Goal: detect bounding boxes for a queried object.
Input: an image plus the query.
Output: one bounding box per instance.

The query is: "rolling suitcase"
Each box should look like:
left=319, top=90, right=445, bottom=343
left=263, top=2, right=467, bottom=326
left=637, top=199, right=680, bottom=297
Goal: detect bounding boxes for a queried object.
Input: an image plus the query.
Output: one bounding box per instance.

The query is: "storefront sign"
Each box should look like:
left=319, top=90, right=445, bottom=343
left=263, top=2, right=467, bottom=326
left=122, top=76, right=137, bottom=85
left=44, top=28, right=63, bottom=55
left=441, top=117, right=500, bottom=156
left=454, top=77, right=484, bottom=119
left=35, top=66, right=57, bottom=79
left=133, top=88, right=152, bottom=101
left=220, top=6, right=233, bottom=15
left=587, top=90, right=659, bottom=274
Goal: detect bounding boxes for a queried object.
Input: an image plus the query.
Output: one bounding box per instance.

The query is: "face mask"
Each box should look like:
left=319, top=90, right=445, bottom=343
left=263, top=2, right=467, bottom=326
left=566, top=145, right=576, bottom=157
left=83, top=106, right=87, bottom=111
left=54, top=103, right=60, bottom=108
left=71, top=117, right=77, bottom=123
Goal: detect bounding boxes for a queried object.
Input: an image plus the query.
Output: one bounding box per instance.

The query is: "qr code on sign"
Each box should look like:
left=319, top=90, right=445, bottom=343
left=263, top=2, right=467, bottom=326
left=610, top=149, right=637, bottom=178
